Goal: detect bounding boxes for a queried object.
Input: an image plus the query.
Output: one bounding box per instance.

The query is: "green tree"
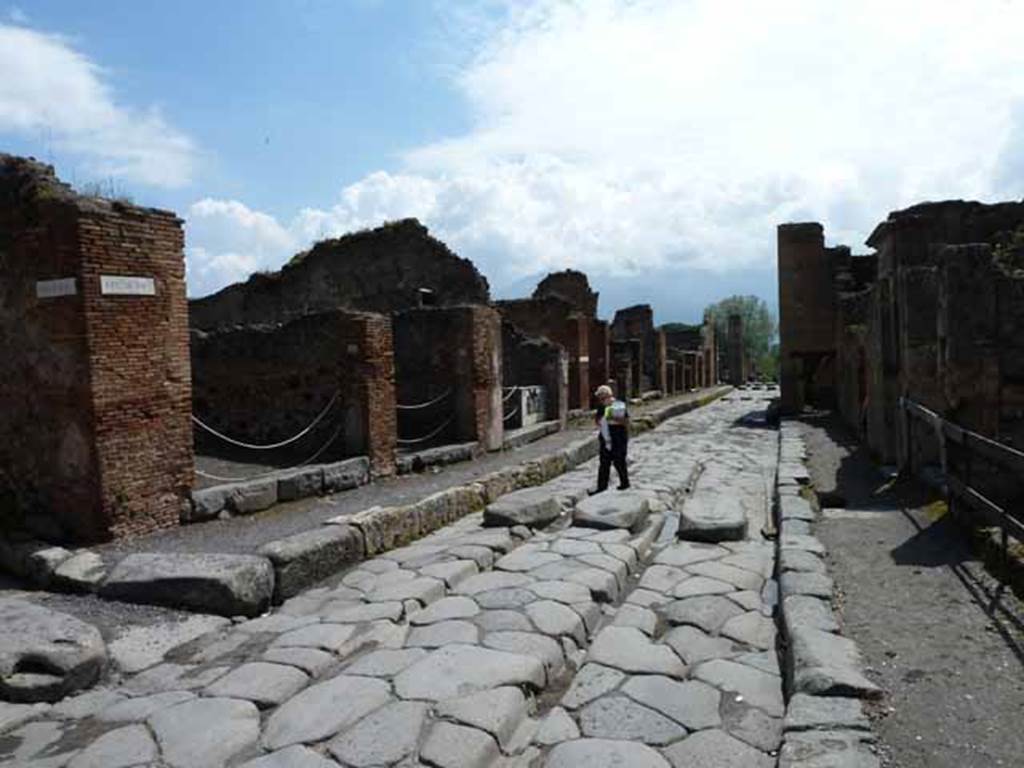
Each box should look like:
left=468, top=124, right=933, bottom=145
left=706, top=295, right=778, bottom=379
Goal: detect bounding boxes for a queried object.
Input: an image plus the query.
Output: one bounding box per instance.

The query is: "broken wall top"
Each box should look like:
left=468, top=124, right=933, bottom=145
left=611, top=303, right=654, bottom=340
left=866, top=199, right=1024, bottom=251
left=189, top=218, right=490, bottom=331
left=532, top=269, right=599, bottom=317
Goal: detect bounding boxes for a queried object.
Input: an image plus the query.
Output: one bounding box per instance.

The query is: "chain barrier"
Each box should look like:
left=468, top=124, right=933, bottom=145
left=396, top=417, right=454, bottom=446
left=192, top=391, right=341, bottom=451
left=503, top=406, right=521, bottom=422
left=193, top=421, right=346, bottom=483
left=396, top=388, right=453, bottom=411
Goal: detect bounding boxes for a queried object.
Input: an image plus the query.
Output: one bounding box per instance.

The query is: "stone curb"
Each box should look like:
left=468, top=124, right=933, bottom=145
left=774, top=420, right=883, bottom=768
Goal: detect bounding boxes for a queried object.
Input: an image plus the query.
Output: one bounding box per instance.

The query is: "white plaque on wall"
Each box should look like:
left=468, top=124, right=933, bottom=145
left=100, top=275, right=156, bottom=296
left=36, top=277, right=77, bottom=299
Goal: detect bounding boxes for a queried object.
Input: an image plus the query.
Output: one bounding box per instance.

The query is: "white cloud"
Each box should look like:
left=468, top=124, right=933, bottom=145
left=0, top=23, right=195, bottom=187
left=187, top=0, right=1024, bottom=299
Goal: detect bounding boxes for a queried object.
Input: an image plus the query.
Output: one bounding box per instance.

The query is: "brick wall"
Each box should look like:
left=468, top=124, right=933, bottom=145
left=0, top=154, right=191, bottom=543
left=503, top=321, right=564, bottom=423
left=191, top=309, right=396, bottom=477
left=533, top=270, right=599, bottom=317
left=588, top=319, right=611, bottom=405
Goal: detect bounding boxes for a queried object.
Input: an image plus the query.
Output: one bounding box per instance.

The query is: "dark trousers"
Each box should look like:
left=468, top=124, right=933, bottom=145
left=597, top=437, right=629, bottom=491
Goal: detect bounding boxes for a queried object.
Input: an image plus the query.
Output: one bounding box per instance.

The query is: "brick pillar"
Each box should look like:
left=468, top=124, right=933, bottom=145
left=545, top=347, right=569, bottom=429
left=566, top=315, right=589, bottom=410
left=355, top=315, right=397, bottom=476
left=627, top=339, right=643, bottom=397
left=588, top=319, right=610, bottom=406
left=469, top=306, right=504, bottom=451
left=0, top=157, right=194, bottom=543
left=654, top=329, right=668, bottom=393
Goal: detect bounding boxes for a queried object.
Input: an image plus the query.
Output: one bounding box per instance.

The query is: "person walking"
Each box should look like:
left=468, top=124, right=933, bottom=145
left=591, top=384, right=630, bottom=493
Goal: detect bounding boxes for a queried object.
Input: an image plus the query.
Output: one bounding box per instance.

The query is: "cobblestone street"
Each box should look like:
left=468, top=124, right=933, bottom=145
left=0, top=391, right=818, bottom=768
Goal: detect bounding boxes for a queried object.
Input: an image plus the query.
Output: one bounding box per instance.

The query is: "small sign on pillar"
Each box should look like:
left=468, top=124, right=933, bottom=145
left=100, top=275, right=156, bottom=296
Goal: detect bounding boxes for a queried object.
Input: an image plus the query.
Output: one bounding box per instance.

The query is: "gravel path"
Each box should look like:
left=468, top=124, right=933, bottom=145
left=797, top=413, right=1024, bottom=768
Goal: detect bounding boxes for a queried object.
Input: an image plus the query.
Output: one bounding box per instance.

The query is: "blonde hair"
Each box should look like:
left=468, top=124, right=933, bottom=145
left=594, top=385, right=613, bottom=399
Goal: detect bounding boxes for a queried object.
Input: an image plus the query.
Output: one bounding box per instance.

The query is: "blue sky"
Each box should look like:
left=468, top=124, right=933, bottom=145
left=3, top=1, right=1024, bottom=323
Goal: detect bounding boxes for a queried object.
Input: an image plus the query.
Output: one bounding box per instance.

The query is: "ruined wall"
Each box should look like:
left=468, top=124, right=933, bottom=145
left=191, top=310, right=396, bottom=476
left=394, top=306, right=503, bottom=451
left=501, top=321, right=565, bottom=424
left=496, top=297, right=589, bottom=410
left=533, top=270, right=598, bottom=317
left=727, top=313, right=746, bottom=385
left=777, top=223, right=836, bottom=411
left=654, top=329, right=668, bottom=393
left=588, top=319, right=611, bottom=404
left=190, top=219, right=490, bottom=331
left=0, top=154, right=191, bottom=543
left=612, top=304, right=656, bottom=391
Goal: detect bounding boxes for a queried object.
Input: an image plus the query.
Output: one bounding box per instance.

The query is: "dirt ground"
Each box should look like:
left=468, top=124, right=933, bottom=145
left=796, top=412, right=1024, bottom=768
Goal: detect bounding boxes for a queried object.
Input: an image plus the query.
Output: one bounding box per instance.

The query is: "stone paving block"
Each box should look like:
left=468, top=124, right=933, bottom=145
left=100, top=553, right=274, bottom=617
left=672, top=575, right=736, bottom=599
left=721, top=698, right=783, bottom=752
left=587, top=627, right=685, bottom=677
left=0, top=598, right=107, bottom=703
left=228, top=478, right=278, bottom=515
left=455, top=571, right=533, bottom=595
left=662, top=595, right=746, bottom=634
left=564, top=567, right=619, bottom=602
left=259, top=525, right=364, bottom=602
left=484, top=487, right=561, bottom=528
left=0, top=701, right=50, bottom=735
left=421, top=721, right=500, bottom=768
left=262, top=675, right=391, bottom=749
left=720, top=611, right=777, bottom=650
left=611, top=603, right=659, bottom=636
left=574, top=491, right=650, bottom=531
left=408, top=620, right=480, bottom=648
left=779, top=495, right=815, bottom=522
left=784, top=694, right=871, bottom=733
left=663, top=625, right=739, bottom=665
left=475, top=609, right=534, bottom=632
left=685, top=561, right=764, bottom=591
left=66, top=723, right=157, bottom=768
left=276, top=467, right=325, bottom=502
left=448, top=544, right=496, bottom=569
left=366, top=576, right=445, bottom=605
left=654, top=543, right=729, bottom=568
left=271, top=623, right=357, bottom=653
left=204, top=661, right=309, bottom=709
left=149, top=697, right=260, bottom=768
left=638, top=564, right=689, bottom=594
left=409, top=595, right=480, bottom=625
left=779, top=729, right=880, bottom=768
left=321, top=601, right=402, bottom=623
left=96, top=691, right=195, bottom=722
left=495, top=548, right=565, bottom=572
left=484, top=631, right=564, bottom=681
left=735, top=650, right=781, bottom=677
left=662, top=727, right=774, bottom=768
left=436, top=686, right=529, bottom=750
left=394, top=644, right=545, bottom=700
left=789, top=626, right=882, bottom=699
left=551, top=538, right=603, bottom=556
left=780, top=534, right=827, bottom=557
left=783, top=595, right=840, bottom=633
left=622, top=675, right=721, bottom=730
left=678, top=493, right=748, bottom=542
left=780, top=547, right=828, bottom=574
left=529, top=579, right=593, bottom=604
left=719, top=551, right=774, bottom=579
left=579, top=694, right=686, bottom=745
left=475, top=588, right=536, bottom=609
left=781, top=571, right=835, bottom=600
left=526, top=600, right=587, bottom=643
left=693, top=659, right=785, bottom=716
left=51, top=551, right=107, bottom=593
left=546, top=738, right=671, bottom=768
left=239, top=745, right=341, bottom=768
left=50, top=687, right=125, bottom=719
left=420, top=559, right=479, bottom=587
left=327, top=700, right=428, bottom=767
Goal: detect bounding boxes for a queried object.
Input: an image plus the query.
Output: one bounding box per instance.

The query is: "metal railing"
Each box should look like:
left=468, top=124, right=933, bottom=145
left=901, top=396, right=1024, bottom=576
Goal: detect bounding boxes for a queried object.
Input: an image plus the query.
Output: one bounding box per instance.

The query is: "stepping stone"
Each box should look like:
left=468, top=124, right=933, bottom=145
left=562, top=663, right=626, bottom=709
left=328, top=700, right=428, bottom=766
left=663, top=626, right=738, bottom=665
left=579, top=695, right=685, bottom=745
left=149, top=697, right=260, bottom=768
left=784, top=694, right=871, bottom=733
left=662, top=728, right=774, bottom=768
left=587, top=627, right=685, bottom=677
left=100, top=553, right=274, bottom=617
left=622, top=675, right=721, bottom=730
left=546, top=738, right=671, bottom=768
left=239, top=746, right=339, bottom=768
left=66, top=723, right=157, bottom=768
left=484, top=488, right=561, bottom=527
left=789, top=627, right=882, bottom=699
left=204, top=662, right=309, bottom=709
left=678, top=494, right=748, bottom=542
left=574, top=491, right=650, bottom=531
left=435, top=687, right=528, bottom=750
left=407, top=620, right=480, bottom=648
left=0, top=598, right=107, bottom=703
left=409, top=596, right=480, bottom=625
left=394, top=644, right=545, bottom=700
left=662, top=595, right=746, bottom=633
left=420, top=721, right=500, bottom=768
left=693, top=659, right=784, bottom=716
left=262, top=675, right=391, bottom=749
